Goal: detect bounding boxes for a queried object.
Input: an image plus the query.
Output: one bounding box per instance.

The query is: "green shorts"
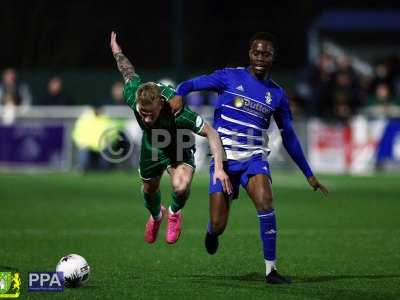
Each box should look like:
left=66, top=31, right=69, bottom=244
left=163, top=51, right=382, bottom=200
left=138, top=147, right=196, bottom=180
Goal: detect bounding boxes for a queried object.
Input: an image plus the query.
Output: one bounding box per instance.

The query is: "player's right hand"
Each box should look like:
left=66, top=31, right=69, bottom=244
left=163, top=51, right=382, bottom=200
left=110, top=31, right=122, bottom=55
left=213, top=169, right=233, bottom=196
left=307, top=176, right=329, bottom=196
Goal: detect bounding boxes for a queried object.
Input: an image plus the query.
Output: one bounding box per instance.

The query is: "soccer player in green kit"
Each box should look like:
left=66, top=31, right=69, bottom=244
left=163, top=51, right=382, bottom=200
left=110, top=32, right=232, bottom=244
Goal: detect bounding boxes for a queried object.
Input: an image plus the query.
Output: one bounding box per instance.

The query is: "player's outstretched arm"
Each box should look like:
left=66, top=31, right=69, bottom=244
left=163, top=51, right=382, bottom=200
left=110, top=31, right=135, bottom=83
left=274, top=91, right=328, bottom=196
left=199, top=123, right=233, bottom=195
left=176, top=69, right=227, bottom=96
left=278, top=118, right=328, bottom=196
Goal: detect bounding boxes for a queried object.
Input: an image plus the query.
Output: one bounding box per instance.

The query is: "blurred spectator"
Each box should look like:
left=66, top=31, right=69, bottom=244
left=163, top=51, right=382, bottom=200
left=104, top=81, right=124, bottom=105
left=297, top=52, right=336, bottom=115
left=41, top=76, right=73, bottom=105
left=329, top=69, right=360, bottom=120
left=371, top=63, right=392, bottom=93
left=357, top=74, right=373, bottom=107
left=286, top=88, right=305, bottom=118
left=1, top=92, right=16, bottom=125
left=390, top=55, right=400, bottom=97
left=336, top=55, right=354, bottom=75
left=72, top=105, right=117, bottom=171
left=362, top=83, right=400, bottom=117
left=331, top=90, right=352, bottom=121
left=0, top=68, right=32, bottom=106
left=369, top=83, right=393, bottom=105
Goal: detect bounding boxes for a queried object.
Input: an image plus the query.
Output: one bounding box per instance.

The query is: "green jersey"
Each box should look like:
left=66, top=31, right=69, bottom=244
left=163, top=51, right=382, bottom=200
left=123, top=74, right=204, bottom=134
left=123, top=74, right=205, bottom=179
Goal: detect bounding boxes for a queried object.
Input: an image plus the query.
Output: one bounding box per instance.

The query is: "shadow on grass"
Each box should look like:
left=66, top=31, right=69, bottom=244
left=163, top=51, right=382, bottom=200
left=183, top=272, right=264, bottom=283
left=0, top=265, right=18, bottom=271
left=185, top=272, right=400, bottom=284
left=293, top=274, right=400, bottom=283
left=123, top=271, right=400, bottom=300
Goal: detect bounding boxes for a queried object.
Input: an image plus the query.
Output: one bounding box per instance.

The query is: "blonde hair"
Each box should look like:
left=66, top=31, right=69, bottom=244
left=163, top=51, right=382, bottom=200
left=136, top=82, right=161, bottom=105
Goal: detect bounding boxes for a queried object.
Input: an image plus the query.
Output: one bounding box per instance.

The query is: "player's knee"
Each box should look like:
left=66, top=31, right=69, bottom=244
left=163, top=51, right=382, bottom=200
left=173, top=185, right=189, bottom=198
left=256, top=196, right=273, bottom=211
left=142, top=183, right=158, bottom=194
left=172, top=180, right=190, bottom=197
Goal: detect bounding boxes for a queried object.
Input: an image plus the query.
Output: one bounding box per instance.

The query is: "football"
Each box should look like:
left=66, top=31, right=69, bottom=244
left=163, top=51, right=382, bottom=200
left=56, top=254, right=90, bottom=287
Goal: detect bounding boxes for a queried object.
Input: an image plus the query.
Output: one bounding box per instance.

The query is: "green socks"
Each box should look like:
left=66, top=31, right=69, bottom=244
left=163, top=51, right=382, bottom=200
left=143, top=189, right=190, bottom=216
left=170, top=189, right=190, bottom=213
left=143, top=190, right=161, bottom=218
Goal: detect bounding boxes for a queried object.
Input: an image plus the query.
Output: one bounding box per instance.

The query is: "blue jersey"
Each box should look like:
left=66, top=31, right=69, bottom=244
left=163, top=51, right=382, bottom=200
left=177, top=67, right=313, bottom=178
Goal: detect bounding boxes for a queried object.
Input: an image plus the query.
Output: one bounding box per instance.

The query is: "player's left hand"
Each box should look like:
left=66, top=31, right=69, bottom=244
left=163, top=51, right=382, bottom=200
left=307, top=176, right=329, bottom=196
left=110, top=31, right=122, bottom=55
left=213, top=169, right=233, bottom=196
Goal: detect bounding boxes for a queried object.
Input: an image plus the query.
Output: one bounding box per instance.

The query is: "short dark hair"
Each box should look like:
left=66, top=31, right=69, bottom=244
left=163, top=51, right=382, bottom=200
left=249, top=32, right=278, bottom=51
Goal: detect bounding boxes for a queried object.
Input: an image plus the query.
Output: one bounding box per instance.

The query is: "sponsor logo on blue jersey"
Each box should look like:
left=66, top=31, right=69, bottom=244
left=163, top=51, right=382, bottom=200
left=233, top=97, right=271, bottom=117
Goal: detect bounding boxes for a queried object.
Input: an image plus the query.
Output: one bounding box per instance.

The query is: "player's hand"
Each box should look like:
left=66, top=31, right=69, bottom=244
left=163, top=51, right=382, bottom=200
left=110, top=31, right=122, bottom=55
left=307, top=176, right=329, bottom=196
left=169, top=95, right=183, bottom=114
left=213, top=168, right=233, bottom=196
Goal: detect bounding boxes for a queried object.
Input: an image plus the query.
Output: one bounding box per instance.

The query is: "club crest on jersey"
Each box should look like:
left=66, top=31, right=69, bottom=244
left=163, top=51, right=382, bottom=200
left=265, top=92, right=272, bottom=104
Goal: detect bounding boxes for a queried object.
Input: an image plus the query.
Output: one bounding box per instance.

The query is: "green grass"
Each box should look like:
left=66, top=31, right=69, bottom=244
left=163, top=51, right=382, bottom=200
left=1, top=171, right=400, bottom=300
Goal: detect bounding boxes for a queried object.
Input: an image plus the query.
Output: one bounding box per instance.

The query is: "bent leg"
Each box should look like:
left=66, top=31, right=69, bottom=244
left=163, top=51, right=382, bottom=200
left=208, top=192, right=230, bottom=236
left=205, top=192, right=230, bottom=254
left=168, top=163, right=194, bottom=213
left=164, top=163, right=194, bottom=244
left=142, top=177, right=162, bottom=218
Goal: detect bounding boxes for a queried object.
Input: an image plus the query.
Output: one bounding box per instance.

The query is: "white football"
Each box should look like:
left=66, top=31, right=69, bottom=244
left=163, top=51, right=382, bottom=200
left=56, top=254, right=90, bottom=287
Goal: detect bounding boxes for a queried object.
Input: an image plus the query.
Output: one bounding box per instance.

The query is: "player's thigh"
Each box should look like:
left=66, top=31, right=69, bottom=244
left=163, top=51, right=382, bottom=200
left=209, top=192, right=230, bottom=225
left=245, top=174, right=273, bottom=211
left=168, top=163, right=194, bottom=193
left=142, top=177, right=161, bottom=194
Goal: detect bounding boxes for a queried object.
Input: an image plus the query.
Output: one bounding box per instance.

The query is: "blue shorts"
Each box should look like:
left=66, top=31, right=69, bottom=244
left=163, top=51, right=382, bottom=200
left=209, top=154, right=271, bottom=200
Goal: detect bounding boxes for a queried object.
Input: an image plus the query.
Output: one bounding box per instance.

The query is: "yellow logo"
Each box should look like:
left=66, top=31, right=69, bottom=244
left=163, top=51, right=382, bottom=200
left=0, top=272, right=20, bottom=298
left=234, top=97, right=244, bottom=108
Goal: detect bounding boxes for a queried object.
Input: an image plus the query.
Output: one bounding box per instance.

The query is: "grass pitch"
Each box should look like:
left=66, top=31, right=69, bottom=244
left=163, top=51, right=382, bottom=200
left=0, top=171, right=399, bottom=299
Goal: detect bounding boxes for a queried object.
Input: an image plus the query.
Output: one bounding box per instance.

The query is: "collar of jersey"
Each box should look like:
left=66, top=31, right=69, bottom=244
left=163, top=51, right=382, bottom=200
left=245, top=66, right=271, bottom=84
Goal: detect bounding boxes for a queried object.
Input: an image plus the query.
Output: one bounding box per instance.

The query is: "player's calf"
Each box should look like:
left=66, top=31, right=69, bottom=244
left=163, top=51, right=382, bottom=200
left=166, top=187, right=189, bottom=244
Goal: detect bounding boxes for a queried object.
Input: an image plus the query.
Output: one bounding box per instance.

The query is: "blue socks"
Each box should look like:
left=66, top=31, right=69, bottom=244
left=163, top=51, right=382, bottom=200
left=207, top=209, right=277, bottom=262
left=257, top=208, right=277, bottom=261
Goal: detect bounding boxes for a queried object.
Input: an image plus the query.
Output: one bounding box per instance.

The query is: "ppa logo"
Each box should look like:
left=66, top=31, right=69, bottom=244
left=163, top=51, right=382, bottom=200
left=28, top=272, right=64, bottom=292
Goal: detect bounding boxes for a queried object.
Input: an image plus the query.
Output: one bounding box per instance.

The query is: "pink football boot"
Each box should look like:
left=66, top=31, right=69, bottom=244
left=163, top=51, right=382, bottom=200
left=166, top=208, right=183, bottom=244
left=144, top=206, right=166, bottom=243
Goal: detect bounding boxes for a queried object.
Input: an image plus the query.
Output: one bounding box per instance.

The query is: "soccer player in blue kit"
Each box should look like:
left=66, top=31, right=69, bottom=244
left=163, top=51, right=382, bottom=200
left=176, top=32, right=328, bottom=284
